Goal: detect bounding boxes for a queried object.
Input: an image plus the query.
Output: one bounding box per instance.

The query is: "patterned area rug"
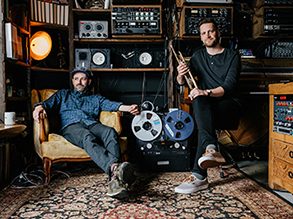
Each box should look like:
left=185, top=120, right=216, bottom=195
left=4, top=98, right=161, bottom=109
left=0, top=167, right=292, bottom=218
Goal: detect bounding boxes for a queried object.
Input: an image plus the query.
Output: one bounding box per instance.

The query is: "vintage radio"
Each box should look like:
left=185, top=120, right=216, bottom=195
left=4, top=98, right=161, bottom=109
left=111, top=5, right=162, bottom=37
left=75, top=48, right=111, bottom=69
left=253, top=6, right=293, bottom=37
left=181, top=6, right=233, bottom=37
left=78, top=20, right=108, bottom=38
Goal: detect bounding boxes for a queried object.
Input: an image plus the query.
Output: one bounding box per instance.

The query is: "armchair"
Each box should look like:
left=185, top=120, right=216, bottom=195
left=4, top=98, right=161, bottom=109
left=31, top=89, right=128, bottom=184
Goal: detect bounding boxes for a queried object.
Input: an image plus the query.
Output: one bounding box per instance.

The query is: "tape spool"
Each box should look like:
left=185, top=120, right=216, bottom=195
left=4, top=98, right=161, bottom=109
left=131, top=110, right=162, bottom=141
left=140, top=101, right=154, bottom=111
left=163, top=109, right=194, bottom=141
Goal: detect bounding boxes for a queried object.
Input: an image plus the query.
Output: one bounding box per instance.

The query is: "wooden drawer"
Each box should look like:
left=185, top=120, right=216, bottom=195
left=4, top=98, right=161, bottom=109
left=271, top=139, right=293, bottom=164
left=271, top=157, right=293, bottom=193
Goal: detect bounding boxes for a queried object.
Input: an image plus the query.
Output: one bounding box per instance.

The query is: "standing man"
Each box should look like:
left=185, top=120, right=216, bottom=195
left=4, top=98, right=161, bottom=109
left=175, top=18, right=241, bottom=194
left=33, top=67, right=140, bottom=199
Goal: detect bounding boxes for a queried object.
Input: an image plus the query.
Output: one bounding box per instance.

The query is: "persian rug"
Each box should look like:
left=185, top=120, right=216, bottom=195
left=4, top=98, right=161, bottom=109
left=0, top=167, right=292, bottom=218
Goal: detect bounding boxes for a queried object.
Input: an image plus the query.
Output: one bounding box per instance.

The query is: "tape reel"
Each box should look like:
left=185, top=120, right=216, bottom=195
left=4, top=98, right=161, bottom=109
left=131, top=111, right=162, bottom=141
left=163, top=110, right=194, bottom=141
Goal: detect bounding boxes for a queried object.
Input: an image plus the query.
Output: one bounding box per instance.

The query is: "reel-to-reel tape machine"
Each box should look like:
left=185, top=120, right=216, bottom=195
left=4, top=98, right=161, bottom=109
left=131, top=107, right=195, bottom=171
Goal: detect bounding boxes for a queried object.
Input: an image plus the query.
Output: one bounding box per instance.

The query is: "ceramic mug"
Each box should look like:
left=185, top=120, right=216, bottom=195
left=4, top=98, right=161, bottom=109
left=4, top=112, right=16, bottom=126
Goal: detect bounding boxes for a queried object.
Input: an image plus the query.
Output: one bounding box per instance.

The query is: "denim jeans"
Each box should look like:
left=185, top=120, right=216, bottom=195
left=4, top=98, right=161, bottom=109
left=191, top=96, right=241, bottom=178
left=61, top=122, right=121, bottom=175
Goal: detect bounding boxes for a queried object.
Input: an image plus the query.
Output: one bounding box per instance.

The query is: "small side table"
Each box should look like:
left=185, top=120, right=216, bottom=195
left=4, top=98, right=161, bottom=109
left=0, top=124, right=27, bottom=189
left=0, top=124, right=27, bottom=138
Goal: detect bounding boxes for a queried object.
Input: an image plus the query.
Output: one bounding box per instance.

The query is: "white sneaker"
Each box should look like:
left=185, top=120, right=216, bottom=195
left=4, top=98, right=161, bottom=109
left=174, top=175, right=208, bottom=194
left=198, top=148, right=226, bottom=169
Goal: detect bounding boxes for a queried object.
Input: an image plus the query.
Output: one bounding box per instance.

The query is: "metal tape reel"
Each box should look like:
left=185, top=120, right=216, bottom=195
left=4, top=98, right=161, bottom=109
left=131, top=111, right=162, bottom=141
left=140, top=101, right=154, bottom=111
left=163, top=109, right=194, bottom=141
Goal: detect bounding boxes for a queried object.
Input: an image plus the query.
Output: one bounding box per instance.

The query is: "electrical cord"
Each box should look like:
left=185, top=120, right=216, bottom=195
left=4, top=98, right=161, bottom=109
left=9, top=166, right=71, bottom=189
left=10, top=170, right=44, bottom=189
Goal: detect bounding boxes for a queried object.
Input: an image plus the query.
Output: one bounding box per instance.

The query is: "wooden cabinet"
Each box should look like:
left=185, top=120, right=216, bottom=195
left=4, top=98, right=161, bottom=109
left=268, top=82, right=293, bottom=194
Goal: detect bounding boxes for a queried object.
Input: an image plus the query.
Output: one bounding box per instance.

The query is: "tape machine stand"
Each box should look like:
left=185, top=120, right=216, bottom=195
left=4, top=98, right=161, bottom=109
left=131, top=109, right=195, bottom=171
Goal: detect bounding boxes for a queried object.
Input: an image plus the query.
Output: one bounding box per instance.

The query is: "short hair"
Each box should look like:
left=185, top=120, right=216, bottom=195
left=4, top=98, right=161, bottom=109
left=198, top=18, right=219, bottom=30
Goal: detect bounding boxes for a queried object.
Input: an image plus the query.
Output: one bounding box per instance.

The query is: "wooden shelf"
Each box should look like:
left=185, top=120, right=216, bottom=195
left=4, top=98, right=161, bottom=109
left=30, top=21, right=69, bottom=29
left=74, top=38, right=165, bottom=43
left=6, top=96, right=28, bottom=102
left=72, top=8, right=111, bottom=14
left=91, top=68, right=168, bottom=72
left=30, top=66, right=69, bottom=72
left=5, top=59, right=30, bottom=68
left=19, top=26, right=29, bottom=35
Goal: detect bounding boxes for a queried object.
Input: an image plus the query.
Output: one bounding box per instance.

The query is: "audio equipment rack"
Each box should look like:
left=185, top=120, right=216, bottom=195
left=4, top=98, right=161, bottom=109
left=268, top=82, right=293, bottom=194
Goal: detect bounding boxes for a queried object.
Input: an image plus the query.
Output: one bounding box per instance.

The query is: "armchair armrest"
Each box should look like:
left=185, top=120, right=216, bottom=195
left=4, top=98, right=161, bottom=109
left=99, top=111, right=122, bottom=135
left=33, top=115, right=49, bottom=156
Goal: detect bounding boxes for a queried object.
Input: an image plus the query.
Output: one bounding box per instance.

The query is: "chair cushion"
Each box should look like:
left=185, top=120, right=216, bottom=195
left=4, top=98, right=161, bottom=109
left=40, top=133, right=90, bottom=159
left=41, top=134, right=128, bottom=161
left=100, top=111, right=122, bottom=135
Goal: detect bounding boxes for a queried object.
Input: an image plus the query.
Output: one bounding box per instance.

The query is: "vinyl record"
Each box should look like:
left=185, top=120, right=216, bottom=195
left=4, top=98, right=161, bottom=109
left=163, top=110, right=194, bottom=141
left=131, top=111, right=162, bottom=141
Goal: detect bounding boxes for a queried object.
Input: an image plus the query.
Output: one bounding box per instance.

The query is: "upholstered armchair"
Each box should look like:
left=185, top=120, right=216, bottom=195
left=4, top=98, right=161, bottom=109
left=31, top=89, right=128, bottom=184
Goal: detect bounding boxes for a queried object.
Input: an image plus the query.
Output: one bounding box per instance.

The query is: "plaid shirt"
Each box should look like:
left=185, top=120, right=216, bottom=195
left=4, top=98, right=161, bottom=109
left=41, top=89, right=122, bottom=130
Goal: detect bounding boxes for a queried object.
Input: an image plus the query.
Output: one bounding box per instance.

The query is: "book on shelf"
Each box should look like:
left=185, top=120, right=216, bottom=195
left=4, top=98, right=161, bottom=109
left=49, top=2, right=53, bottom=24
left=5, top=23, right=23, bottom=60
left=64, top=4, right=69, bottom=26
left=5, top=23, right=18, bottom=59
left=41, top=1, right=45, bottom=23
left=31, top=0, right=69, bottom=26
left=45, top=2, right=50, bottom=23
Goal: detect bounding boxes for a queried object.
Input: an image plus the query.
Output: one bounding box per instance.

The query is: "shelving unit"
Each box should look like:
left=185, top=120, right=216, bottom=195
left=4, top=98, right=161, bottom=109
left=0, top=0, right=33, bottom=188
left=2, top=0, right=31, bottom=125
left=69, top=1, right=171, bottom=110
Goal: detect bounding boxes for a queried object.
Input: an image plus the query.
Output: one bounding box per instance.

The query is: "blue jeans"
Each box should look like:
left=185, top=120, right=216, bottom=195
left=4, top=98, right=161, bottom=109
left=61, top=122, right=121, bottom=175
left=191, top=96, right=241, bottom=178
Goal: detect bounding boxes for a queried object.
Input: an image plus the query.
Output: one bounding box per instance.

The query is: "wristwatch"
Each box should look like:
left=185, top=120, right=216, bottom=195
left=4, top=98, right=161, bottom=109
left=206, top=89, right=212, bottom=96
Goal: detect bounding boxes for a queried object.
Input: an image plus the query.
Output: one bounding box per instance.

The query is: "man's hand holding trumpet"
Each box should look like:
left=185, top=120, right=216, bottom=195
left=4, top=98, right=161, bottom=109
left=171, top=45, right=210, bottom=101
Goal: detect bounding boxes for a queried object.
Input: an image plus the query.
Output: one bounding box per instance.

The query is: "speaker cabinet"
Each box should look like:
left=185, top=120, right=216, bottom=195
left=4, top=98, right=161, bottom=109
left=75, top=48, right=111, bottom=69
left=91, top=49, right=111, bottom=68
left=75, top=48, right=91, bottom=69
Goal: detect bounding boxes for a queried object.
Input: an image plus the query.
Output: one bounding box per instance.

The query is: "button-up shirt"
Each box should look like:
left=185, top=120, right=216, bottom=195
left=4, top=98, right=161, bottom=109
left=189, top=47, right=241, bottom=97
left=41, top=89, right=122, bottom=130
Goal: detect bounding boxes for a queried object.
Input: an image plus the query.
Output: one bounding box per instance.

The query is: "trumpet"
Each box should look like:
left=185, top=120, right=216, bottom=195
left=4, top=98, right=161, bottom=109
left=170, top=45, right=198, bottom=89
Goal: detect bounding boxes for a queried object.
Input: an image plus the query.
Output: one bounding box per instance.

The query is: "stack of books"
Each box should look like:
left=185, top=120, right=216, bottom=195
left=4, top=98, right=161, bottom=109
left=30, top=0, right=69, bottom=26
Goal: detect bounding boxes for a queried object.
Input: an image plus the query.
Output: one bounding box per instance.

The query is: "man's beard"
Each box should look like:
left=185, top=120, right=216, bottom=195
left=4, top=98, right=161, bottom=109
left=75, top=84, right=87, bottom=92
left=204, top=37, right=220, bottom=48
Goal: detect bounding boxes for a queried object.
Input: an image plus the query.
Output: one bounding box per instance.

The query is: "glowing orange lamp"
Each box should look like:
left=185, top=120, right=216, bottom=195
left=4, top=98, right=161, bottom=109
left=30, top=31, right=52, bottom=60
